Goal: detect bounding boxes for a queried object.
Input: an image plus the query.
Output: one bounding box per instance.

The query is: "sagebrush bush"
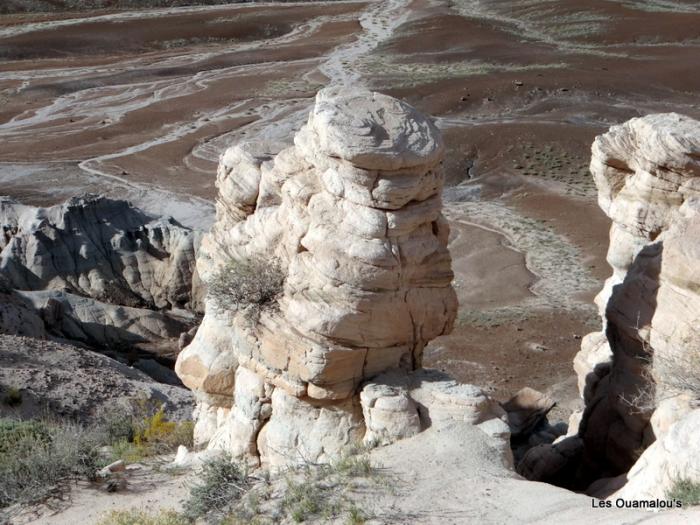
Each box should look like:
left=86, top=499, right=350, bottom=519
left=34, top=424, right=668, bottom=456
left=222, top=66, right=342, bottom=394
left=668, top=478, right=700, bottom=506
left=207, top=257, right=284, bottom=320
left=0, top=419, right=103, bottom=508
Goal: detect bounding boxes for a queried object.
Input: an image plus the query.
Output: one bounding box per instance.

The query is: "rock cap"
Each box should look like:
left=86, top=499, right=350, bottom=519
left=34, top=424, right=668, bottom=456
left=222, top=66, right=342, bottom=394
left=296, top=86, right=444, bottom=171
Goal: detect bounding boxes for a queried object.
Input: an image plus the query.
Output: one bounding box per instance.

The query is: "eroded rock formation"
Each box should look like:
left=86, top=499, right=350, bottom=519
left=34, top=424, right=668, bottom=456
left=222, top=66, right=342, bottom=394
left=1, top=195, right=201, bottom=310
left=0, top=195, right=202, bottom=351
left=521, top=113, right=700, bottom=497
left=176, top=87, right=507, bottom=466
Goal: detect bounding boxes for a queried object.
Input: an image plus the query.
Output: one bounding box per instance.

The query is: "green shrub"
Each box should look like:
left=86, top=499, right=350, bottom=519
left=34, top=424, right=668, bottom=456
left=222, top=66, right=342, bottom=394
left=207, top=257, right=284, bottom=321
left=0, top=419, right=103, bottom=508
left=668, top=478, right=700, bottom=507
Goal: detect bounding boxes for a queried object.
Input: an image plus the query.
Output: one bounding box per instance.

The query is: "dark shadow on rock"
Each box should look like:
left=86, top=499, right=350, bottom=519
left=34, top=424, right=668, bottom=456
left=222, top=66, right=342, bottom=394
left=518, top=241, right=663, bottom=492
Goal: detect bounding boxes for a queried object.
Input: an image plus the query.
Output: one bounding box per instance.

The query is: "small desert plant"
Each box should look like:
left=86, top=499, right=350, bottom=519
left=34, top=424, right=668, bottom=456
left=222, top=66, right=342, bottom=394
left=347, top=505, right=367, bottom=525
left=207, top=257, right=284, bottom=321
left=1, top=387, right=23, bottom=407
left=183, top=454, right=252, bottom=522
left=0, top=419, right=103, bottom=508
left=668, top=478, right=700, bottom=506
left=279, top=450, right=378, bottom=523
left=97, top=509, right=190, bottom=525
left=107, top=404, right=193, bottom=462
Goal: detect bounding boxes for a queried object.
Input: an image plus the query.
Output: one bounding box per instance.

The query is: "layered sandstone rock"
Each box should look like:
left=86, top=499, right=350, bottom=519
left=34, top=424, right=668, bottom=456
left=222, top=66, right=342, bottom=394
left=176, top=87, right=507, bottom=466
left=0, top=195, right=201, bottom=350
left=522, top=113, right=700, bottom=496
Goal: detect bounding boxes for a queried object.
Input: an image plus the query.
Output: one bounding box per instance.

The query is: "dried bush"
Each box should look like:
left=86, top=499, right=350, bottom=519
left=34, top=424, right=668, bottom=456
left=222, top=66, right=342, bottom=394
left=182, top=454, right=252, bottom=522
left=207, top=257, right=285, bottom=321
left=622, top=340, right=700, bottom=414
left=653, top=347, right=700, bottom=404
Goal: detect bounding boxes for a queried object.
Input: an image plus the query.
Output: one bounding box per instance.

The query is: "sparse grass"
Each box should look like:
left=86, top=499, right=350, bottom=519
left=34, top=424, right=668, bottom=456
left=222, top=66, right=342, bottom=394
left=614, top=0, right=700, bottom=14
left=511, top=141, right=595, bottom=198
left=357, top=54, right=568, bottom=88
left=262, top=79, right=324, bottom=97
left=668, top=478, right=700, bottom=506
left=207, top=257, right=285, bottom=322
left=177, top=448, right=380, bottom=524
left=0, top=1, right=247, bottom=15
left=450, top=1, right=627, bottom=58
left=98, top=509, right=190, bottom=525
left=278, top=451, right=378, bottom=524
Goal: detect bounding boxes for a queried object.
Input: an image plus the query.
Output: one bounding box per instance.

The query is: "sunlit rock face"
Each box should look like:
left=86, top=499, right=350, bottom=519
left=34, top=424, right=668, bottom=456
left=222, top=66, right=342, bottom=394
left=176, top=87, right=508, bottom=466
left=0, top=195, right=202, bottom=348
left=0, top=195, right=201, bottom=310
left=561, top=113, right=700, bottom=492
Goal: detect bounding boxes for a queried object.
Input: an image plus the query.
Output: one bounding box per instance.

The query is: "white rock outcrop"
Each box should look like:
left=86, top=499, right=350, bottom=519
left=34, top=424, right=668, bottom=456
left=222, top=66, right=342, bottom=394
left=526, top=113, right=700, bottom=496
left=0, top=195, right=202, bottom=350
left=176, top=87, right=507, bottom=466
left=0, top=195, right=201, bottom=310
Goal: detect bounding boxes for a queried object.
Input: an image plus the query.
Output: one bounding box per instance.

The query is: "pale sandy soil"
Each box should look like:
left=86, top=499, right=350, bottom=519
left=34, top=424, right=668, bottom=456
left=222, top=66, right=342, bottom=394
left=9, top=463, right=191, bottom=525
left=12, top=423, right=700, bottom=524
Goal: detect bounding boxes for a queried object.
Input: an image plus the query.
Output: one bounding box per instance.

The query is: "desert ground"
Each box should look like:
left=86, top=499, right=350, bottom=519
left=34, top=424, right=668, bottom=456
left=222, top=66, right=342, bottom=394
left=2, top=0, right=699, bottom=418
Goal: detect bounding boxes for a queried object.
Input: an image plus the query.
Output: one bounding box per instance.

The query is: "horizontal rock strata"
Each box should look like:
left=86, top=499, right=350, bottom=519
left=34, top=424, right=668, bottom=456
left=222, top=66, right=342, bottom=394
left=176, top=87, right=507, bottom=466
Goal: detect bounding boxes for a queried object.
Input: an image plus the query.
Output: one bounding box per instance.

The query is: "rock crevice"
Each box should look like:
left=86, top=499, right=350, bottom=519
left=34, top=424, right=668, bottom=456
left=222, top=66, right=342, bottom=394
left=520, top=113, right=700, bottom=499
